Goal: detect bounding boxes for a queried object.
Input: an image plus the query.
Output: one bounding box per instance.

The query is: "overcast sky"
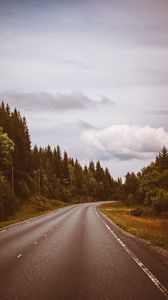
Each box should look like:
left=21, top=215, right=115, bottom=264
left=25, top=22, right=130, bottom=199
left=0, top=0, right=168, bottom=178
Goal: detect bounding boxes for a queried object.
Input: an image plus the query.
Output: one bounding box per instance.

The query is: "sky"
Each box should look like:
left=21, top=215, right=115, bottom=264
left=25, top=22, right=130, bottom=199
left=0, top=0, right=168, bottom=178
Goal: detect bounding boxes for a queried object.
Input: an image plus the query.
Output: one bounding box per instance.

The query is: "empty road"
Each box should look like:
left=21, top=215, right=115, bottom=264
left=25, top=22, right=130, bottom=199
left=0, top=202, right=168, bottom=300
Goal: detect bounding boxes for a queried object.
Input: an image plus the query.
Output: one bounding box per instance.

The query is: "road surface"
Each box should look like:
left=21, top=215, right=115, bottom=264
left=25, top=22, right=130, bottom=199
left=0, top=202, right=168, bottom=300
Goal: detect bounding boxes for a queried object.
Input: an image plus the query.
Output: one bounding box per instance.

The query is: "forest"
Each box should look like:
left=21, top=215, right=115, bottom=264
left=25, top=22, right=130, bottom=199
left=0, top=102, right=168, bottom=220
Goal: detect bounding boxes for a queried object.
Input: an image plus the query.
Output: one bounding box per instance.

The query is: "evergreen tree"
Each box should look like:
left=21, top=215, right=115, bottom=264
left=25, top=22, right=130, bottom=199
left=156, top=146, right=168, bottom=171
left=62, top=151, right=70, bottom=184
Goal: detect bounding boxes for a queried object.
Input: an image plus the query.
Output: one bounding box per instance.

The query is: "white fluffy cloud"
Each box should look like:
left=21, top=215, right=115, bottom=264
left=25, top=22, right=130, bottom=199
left=81, top=125, right=168, bottom=160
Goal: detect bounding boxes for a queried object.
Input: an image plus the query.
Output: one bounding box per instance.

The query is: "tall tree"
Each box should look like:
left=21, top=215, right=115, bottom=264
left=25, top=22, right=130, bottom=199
left=0, top=128, right=14, bottom=169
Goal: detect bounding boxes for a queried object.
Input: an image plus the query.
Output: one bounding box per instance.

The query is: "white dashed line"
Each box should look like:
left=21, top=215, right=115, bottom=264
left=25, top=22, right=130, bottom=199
left=17, top=253, right=23, bottom=259
left=34, top=241, right=38, bottom=245
left=96, top=207, right=168, bottom=299
left=0, top=229, right=6, bottom=234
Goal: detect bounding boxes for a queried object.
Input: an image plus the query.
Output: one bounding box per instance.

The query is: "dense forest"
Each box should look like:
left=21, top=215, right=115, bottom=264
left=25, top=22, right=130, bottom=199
left=123, top=146, right=168, bottom=215
left=0, top=102, right=168, bottom=220
left=0, top=102, right=120, bottom=220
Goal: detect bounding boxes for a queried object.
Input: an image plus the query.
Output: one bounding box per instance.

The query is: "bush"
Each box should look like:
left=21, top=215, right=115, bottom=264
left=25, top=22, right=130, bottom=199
left=130, top=208, right=144, bottom=217
left=152, top=189, right=168, bottom=213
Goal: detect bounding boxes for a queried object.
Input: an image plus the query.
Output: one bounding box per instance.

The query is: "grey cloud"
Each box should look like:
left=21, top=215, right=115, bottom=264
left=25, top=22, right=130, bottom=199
left=1, top=0, right=168, bottom=48
left=140, top=69, right=168, bottom=86
left=77, top=120, right=95, bottom=130
left=62, top=60, right=98, bottom=71
left=60, top=120, right=95, bottom=130
left=99, top=0, right=168, bottom=47
left=100, top=96, right=115, bottom=106
left=148, top=110, right=168, bottom=115
left=1, top=91, right=114, bottom=112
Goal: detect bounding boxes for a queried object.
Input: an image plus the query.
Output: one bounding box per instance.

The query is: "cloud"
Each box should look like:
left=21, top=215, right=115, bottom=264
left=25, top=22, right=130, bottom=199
left=148, top=110, right=168, bottom=115
left=77, top=120, right=95, bottom=130
left=99, top=96, right=115, bottom=106
left=1, top=91, right=114, bottom=112
left=81, top=125, right=168, bottom=161
left=62, top=60, right=98, bottom=71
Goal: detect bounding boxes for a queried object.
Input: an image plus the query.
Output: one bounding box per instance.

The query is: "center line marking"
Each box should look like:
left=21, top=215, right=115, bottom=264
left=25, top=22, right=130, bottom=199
left=17, top=253, right=22, bottom=258
left=95, top=207, right=168, bottom=299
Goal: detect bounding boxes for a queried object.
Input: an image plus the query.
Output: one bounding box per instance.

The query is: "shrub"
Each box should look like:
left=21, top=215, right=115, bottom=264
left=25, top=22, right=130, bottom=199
left=130, top=208, right=144, bottom=217
left=152, top=189, right=168, bottom=213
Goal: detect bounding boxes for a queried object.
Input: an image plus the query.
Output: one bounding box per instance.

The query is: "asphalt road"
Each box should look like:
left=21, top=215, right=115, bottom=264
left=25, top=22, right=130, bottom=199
left=0, top=202, right=168, bottom=300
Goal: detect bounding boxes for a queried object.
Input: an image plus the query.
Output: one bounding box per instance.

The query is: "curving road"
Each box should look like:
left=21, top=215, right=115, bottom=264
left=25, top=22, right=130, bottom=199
left=0, top=202, right=168, bottom=300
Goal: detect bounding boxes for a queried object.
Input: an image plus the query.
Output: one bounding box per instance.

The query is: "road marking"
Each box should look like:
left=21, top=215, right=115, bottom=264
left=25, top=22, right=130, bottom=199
left=0, top=229, right=6, bottom=234
left=44, top=233, right=47, bottom=237
left=96, top=207, right=168, bottom=299
left=17, top=253, right=22, bottom=258
left=34, top=241, right=38, bottom=245
left=95, top=208, right=100, bottom=219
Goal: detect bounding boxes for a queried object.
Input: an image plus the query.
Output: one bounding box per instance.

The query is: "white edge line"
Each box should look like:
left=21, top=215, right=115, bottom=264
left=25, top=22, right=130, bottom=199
left=95, top=207, right=168, bottom=299
left=95, top=207, right=100, bottom=219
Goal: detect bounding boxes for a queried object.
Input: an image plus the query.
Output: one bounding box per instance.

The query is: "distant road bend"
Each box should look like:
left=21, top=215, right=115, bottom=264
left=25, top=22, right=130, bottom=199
left=0, top=202, right=168, bottom=300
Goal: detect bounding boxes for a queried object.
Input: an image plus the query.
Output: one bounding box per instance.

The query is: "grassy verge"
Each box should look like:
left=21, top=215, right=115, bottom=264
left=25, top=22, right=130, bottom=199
left=0, top=196, right=69, bottom=229
left=101, top=202, right=168, bottom=250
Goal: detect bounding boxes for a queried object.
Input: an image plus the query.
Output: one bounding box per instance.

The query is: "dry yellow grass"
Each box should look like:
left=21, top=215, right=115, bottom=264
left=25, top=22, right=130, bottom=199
left=101, top=202, right=168, bottom=250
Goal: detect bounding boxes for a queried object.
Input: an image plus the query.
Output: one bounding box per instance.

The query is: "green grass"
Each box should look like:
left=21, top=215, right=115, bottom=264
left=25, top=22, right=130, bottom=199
left=0, top=196, right=69, bottom=229
left=101, top=202, right=168, bottom=250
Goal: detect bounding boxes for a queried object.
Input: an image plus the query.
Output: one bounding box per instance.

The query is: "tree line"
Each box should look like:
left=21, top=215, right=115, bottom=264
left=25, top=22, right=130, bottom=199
left=0, top=102, right=120, bottom=220
left=0, top=102, right=168, bottom=220
left=122, top=146, right=168, bottom=214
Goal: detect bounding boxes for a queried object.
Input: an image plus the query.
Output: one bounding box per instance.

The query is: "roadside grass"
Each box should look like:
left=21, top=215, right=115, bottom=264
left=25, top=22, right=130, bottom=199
left=101, top=202, right=168, bottom=250
left=0, top=196, right=69, bottom=229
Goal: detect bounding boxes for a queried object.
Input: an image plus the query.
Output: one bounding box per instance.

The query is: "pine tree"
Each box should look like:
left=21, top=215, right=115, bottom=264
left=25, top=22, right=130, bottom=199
left=95, top=161, right=105, bottom=183
left=157, top=146, right=168, bottom=171
left=74, top=159, right=83, bottom=194
left=62, top=151, right=70, bottom=184
left=53, top=145, right=62, bottom=180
